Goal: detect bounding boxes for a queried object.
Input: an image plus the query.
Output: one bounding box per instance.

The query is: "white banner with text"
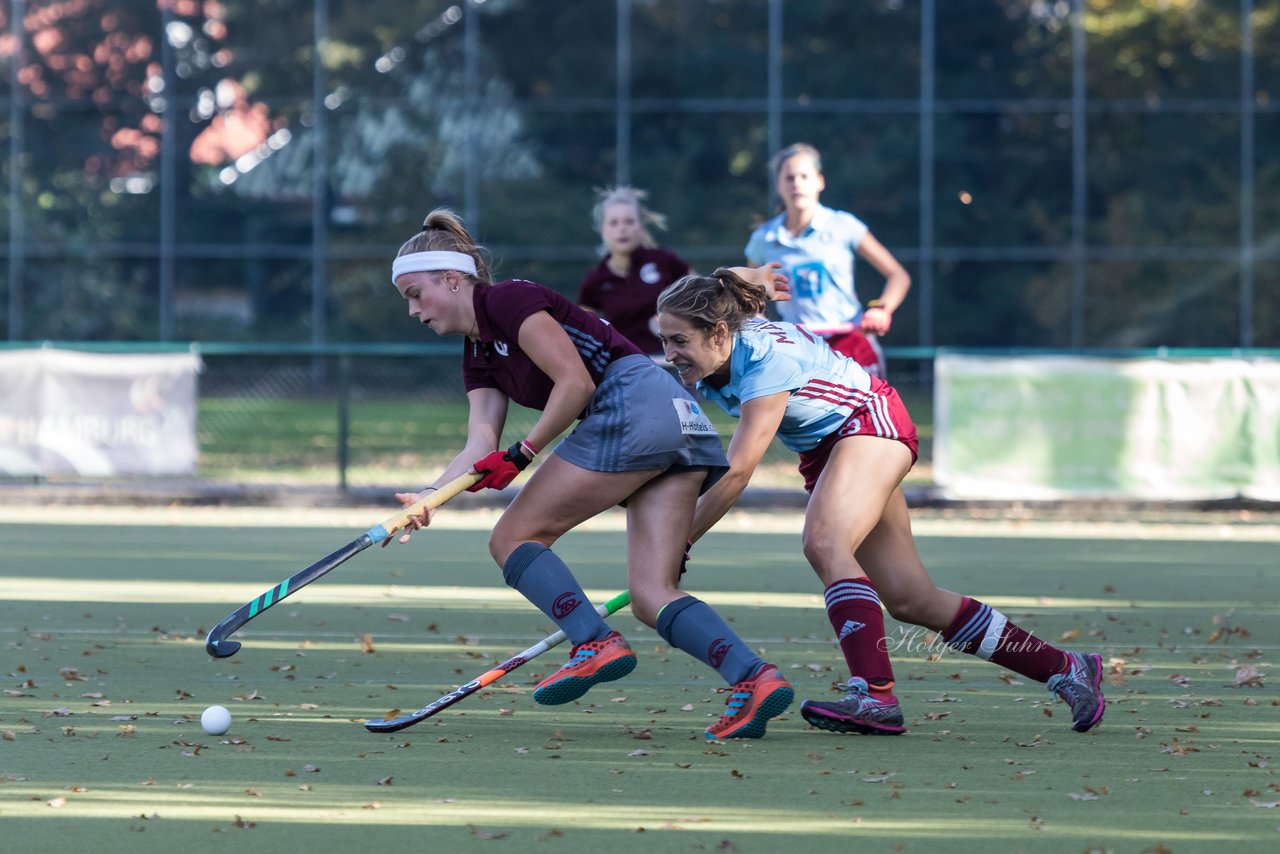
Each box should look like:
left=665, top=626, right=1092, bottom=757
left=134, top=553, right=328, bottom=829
left=0, top=349, right=201, bottom=477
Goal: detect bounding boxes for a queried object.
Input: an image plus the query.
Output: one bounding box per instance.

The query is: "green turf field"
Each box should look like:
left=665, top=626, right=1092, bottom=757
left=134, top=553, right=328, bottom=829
left=2, top=514, right=1276, bottom=852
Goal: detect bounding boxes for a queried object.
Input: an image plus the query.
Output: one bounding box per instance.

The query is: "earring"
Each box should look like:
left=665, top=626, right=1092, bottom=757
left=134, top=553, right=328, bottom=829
left=451, top=284, right=460, bottom=293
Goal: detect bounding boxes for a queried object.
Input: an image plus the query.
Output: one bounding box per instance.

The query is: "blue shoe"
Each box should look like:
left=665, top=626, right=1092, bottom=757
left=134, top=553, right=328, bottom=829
left=1047, top=651, right=1106, bottom=732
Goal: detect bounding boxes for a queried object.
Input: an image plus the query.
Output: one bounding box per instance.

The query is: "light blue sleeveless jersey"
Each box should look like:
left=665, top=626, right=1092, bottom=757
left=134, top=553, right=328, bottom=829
left=744, top=204, right=869, bottom=326
left=696, top=318, right=874, bottom=453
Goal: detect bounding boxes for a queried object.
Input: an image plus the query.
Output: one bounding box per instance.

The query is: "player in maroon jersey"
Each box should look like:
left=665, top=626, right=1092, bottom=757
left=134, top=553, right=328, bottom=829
left=385, top=208, right=794, bottom=740
left=578, top=187, right=689, bottom=355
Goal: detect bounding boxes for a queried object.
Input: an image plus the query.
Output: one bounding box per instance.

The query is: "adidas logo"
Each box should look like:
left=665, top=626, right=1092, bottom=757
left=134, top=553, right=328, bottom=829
left=839, top=619, right=866, bottom=640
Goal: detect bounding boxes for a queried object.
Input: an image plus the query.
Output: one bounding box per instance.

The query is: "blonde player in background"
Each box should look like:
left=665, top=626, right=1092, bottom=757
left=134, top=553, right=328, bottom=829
left=578, top=186, right=690, bottom=355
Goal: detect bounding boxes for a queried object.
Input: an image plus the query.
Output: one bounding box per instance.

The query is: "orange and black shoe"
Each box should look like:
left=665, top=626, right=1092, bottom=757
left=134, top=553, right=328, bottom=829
left=800, top=677, right=906, bottom=735
left=532, top=631, right=636, bottom=705
left=705, top=664, right=794, bottom=740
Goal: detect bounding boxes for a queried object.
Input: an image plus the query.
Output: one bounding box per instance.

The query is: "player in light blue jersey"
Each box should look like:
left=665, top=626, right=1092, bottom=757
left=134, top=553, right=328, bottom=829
left=745, top=143, right=911, bottom=378
left=656, top=267, right=1106, bottom=737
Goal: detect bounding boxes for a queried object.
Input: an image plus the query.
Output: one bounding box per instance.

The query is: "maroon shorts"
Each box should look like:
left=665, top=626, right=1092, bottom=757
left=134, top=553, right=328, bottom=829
left=824, top=328, right=885, bottom=378
left=796, top=377, right=919, bottom=492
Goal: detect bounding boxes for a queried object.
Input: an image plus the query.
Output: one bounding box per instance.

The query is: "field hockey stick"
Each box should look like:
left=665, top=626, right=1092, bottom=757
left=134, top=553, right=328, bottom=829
left=364, top=589, right=632, bottom=733
left=204, top=472, right=481, bottom=658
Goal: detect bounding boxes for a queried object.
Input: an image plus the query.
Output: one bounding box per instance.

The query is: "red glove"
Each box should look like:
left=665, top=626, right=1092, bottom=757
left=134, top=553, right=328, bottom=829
left=467, top=440, right=537, bottom=492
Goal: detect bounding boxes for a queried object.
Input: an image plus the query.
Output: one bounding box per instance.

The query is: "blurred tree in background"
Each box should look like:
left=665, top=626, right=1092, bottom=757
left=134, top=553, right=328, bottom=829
left=1, top=0, right=1276, bottom=347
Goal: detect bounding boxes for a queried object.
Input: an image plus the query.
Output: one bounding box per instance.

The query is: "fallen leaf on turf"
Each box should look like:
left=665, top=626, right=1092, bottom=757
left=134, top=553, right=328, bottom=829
left=1069, top=790, right=1100, bottom=801
left=1161, top=739, right=1199, bottom=755
left=363, top=802, right=382, bottom=810
left=302, top=764, right=320, bottom=772
left=233, top=690, right=263, bottom=701
left=861, top=772, right=897, bottom=783
left=243, top=788, right=260, bottom=797
left=716, top=841, right=738, bottom=853
left=48, top=797, right=67, bottom=808
left=628, top=749, right=653, bottom=757
left=730, top=769, right=748, bottom=779
left=387, top=614, right=410, bottom=622
left=1251, top=800, right=1280, bottom=808
left=468, top=825, right=507, bottom=840
left=1232, top=666, right=1265, bottom=688
left=680, top=704, right=694, bottom=711
left=1058, top=629, right=1080, bottom=642
left=232, top=816, right=255, bottom=829
left=376, top=776, right=393, bottom=786
left=360, top=633, right=376, bottom=654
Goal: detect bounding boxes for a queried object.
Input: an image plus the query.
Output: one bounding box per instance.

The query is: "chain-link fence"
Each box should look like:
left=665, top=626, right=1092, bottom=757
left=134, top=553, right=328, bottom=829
left=191, top=346, right=935, bottom=492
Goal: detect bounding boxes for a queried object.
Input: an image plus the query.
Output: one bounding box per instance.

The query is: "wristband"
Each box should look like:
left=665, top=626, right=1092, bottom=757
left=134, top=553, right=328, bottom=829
left=519, top=439, right=540, bottom=458
left=864, top=299, right=887, bottom=311
left=506, top=440, right=535, bottom=471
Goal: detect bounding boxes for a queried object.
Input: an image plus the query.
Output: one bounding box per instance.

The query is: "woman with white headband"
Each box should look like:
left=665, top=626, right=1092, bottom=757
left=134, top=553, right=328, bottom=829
left=387, top=208, right=794, bottom=741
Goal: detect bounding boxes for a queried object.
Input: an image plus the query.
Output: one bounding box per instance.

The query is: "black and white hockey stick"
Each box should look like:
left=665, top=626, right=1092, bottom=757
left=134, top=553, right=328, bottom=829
left=204, top=472, right=479, bottom=658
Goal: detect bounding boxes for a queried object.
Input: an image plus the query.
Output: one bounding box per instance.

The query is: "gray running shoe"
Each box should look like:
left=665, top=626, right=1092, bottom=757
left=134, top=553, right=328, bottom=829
left=1046, top=651, right=1106, bottom=732
left=800, top=677, right=906, bottom=735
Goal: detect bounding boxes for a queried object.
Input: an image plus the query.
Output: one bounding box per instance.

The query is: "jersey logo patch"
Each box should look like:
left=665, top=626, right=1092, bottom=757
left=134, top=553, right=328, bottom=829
left=640, top=262, right=662, bottom=285
left=672, top=398, right=716, bottom=436
left=494, top=340, right=510, bottom=357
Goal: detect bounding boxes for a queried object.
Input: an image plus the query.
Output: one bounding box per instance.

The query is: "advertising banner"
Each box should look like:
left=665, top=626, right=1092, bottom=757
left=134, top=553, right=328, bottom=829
left=934, top=354, right=1280, bottom=501
left=0, top=349, right=202, bottom=477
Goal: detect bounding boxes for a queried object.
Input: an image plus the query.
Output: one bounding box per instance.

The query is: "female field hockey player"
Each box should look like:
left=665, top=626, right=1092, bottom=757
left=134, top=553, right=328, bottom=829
left=655, top=267, right=1105, bottom=736
left=578, top=186, right=689, bottom=355
left=387, top=209, right=793, bottom=740
left=745, top=142, right=910, bottom=379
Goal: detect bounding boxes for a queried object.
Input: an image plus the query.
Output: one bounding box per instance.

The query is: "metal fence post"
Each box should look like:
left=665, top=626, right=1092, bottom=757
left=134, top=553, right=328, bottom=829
left=337, top=352, right=351, bottom=491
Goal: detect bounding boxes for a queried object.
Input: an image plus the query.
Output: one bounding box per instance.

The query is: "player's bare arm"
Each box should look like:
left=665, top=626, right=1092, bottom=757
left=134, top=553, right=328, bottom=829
left=392, top=386, right=508, bottom=544
left=689, top=390, right=789, bottom=543
left=856, top=234, right=910, bottom=335
left=516, top=310, right=597, bottom=453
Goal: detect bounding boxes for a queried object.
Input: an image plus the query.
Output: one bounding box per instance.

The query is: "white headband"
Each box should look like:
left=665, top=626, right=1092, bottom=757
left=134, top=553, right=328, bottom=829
left=391, top=250, right=477, bottom=284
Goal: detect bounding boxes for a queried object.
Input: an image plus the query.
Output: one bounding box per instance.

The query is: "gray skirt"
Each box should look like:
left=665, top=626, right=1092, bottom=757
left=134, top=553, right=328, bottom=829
left=555, top=355, right=728, bottom=491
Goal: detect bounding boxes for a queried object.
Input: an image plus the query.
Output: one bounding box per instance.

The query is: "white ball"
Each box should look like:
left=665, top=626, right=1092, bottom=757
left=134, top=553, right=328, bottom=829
left=201, top=705, right=232, bottom=735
